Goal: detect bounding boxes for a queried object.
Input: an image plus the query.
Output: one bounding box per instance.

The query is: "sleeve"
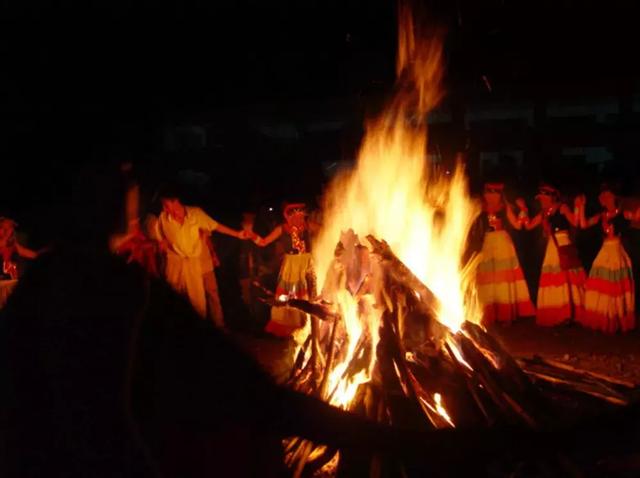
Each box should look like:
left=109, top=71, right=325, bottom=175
left=193, top=207, right=219, bottom=232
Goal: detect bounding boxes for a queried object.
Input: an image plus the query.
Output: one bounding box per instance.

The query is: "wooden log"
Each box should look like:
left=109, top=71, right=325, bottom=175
left=319, top=314, right=341, bottom=398
left=524, top=370, right=629, bottom=406
left=519, top=363, right=630, bottom=406
left=259, top=297, right=340, bottom=322
left=456, top=333, right=543, bottom=428
left=518, top=357, right=632, bottom=400
left=366, top=235, right=438, bottom=310
left=444, top=340, right=495, bottom=426
left=536, top=356, right=637, bottom=389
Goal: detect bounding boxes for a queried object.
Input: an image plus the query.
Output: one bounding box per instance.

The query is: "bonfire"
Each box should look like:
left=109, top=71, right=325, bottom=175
left=268, top=3, right=636, bottom=476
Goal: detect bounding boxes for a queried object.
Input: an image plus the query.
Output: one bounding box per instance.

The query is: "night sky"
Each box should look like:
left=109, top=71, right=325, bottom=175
left=1, top=0, right=639, bottom=239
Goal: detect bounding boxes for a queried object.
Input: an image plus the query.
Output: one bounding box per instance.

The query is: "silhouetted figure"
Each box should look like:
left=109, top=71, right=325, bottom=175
left=0, top=163, right=436, bottom=478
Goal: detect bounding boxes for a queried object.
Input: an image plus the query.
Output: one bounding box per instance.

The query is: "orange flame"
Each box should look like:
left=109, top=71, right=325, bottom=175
left=308, top=4, right=481, bottom=411
left=314, top=5, right=480, bottom=334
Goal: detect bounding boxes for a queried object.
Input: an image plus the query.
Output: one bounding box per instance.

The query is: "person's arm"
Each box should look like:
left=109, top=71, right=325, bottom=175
left=524, top=213, right=542, bottom=231
left=511, top=198, right=532, bottom=230
left=505, top=202, right=522, bottom=230
left=195, top=207, right=244, bottom=239
left=560, top=204, right=579, bottom=228
left=15, top=243, right=38, bottom=259
left=254, top=225, right=283, bottom=247
left=214, top=222, right=245, bottom=239
left=574, top=195, right=591, bottom=229
left=153, top=216, right=172, bottom=253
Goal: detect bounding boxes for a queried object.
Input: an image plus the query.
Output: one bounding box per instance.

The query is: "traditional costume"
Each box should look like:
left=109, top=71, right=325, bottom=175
left=580, top=203, right=635, bottom=333
left=534, top=186, right=586, bottom=326
left=475, top=184, right=535, bottom=324
left=265, top=203, right=316, bottom=338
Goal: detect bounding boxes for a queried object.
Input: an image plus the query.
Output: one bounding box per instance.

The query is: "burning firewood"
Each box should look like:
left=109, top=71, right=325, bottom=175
left=272, top=2, right=640, bottom=475
left=279, top=233, right=640, bottom=476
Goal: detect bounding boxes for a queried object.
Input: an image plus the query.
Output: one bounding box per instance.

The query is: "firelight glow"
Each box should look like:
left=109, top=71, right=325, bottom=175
left=313, top=5, right=481, bottom=334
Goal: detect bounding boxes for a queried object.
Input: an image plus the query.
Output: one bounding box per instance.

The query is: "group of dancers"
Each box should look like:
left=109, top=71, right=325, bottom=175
left=2, top=165, right=637, bottom=338
left=263, top=180, right=640, bottom=340
left=109, top=168, right=319, bottom=336
left=476, top=181, right=639, bottom=333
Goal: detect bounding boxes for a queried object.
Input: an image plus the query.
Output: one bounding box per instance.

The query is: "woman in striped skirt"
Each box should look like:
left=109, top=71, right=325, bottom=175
left=519, top=184, right=586, bottom=326
left=576, top=184, right=639, bottom=333
left=475, top=183, right=535, bottom=325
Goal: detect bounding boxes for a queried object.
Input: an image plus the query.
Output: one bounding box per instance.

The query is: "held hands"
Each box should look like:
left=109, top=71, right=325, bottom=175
left=514, top=198, right=529, bottom=226
left=239, top=230, right=259, bottom=241
left=515, top=198, right=528, bottom=211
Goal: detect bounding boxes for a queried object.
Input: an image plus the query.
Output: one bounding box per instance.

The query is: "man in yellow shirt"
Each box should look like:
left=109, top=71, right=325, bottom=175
left=155, top=192, right=246, bottom=325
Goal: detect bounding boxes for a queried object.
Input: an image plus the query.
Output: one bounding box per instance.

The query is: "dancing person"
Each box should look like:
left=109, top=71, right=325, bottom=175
left=0, top=217, right=42, bottom=309
left=475, top=182, right=535, bottom=325
left=576, top=184, right=640, bottom=333
left=0, top=217, right=40, bottom=281
left=154, top=188, right=247, bottom=322
left=110, top=162, right=159, bottom=276
left=519, top=183, right=586, bottom=326
left=253, top=202, right=319, bottom=338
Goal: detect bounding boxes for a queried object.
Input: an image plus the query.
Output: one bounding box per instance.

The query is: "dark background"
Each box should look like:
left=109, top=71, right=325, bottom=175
left=1, top=0, right=640, bottom=243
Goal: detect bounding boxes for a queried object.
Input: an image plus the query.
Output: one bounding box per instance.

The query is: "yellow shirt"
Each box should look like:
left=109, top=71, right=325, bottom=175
left=156, top=206, right=218, bottom=258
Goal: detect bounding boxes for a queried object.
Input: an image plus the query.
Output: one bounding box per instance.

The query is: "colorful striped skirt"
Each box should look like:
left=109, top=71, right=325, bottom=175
left=476, top=230, right=535, bottom=324
left=265, top=252, right=315, bottom=337
left=536, top=231, right=586, bottom=326
left=580, top=237, right=635, bottom=333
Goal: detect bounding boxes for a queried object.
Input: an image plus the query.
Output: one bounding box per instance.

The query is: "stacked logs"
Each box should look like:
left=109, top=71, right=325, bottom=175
left=271, top=234, right=637, bottom=477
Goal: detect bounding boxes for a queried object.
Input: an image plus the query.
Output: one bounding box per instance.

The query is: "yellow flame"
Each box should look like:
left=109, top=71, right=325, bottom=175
left=314, top=6, right=480, bottom=334
left=327, top=291, right=380, bottom=408
left=434, top=393, right=455, bottom=427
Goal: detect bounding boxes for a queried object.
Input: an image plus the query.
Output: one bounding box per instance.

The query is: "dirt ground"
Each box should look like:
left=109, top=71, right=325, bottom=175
left=489, top=318, right=640, bottom=385
left=234, top=317, right=640, bottom=386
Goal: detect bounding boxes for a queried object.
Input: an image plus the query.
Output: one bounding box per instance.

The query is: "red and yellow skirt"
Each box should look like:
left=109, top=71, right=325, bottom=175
left=476, top=230, right=535, bottom=324
left=580, top=237, right=635, bottom=333
left=265, top=252, right=315, bottom=337
left=536, top=231, right=586, bottom=326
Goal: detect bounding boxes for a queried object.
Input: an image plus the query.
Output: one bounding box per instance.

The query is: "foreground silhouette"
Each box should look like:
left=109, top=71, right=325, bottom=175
left=3, top=164, right=640, bottom=478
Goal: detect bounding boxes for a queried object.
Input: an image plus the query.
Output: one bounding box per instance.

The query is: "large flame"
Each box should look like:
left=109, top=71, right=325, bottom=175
left=313, top=6, right=480, bottom=335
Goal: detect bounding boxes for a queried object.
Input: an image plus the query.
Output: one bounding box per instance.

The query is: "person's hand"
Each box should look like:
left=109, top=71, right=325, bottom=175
left=574, top=194, right=586, bottom=209
left=515, top=198, right=527, bottom=211
left=253, top=236, right=265, bottom=246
